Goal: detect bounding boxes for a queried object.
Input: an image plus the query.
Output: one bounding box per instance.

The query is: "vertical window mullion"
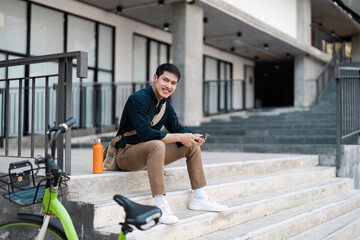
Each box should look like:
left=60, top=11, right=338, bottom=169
left=64, top=13, right=68, bottom=52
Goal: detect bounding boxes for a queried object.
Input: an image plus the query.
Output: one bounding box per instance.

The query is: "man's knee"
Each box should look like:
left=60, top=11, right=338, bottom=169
left=147, top=140, right=166, bottom=154
left=185, top=144, right=201, bottom=156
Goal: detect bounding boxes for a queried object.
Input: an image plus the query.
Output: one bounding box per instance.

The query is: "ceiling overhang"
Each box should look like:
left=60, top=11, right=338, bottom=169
left=75, top=0, right=358, bottom=62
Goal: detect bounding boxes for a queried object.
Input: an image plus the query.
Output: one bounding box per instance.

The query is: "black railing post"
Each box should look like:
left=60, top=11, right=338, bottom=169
left=65, top=57, right=73, bottom=174
left=18, top=79, right=22, bottom=157
left=45, top=76, right=50, bottom=156
left=31, top=77, right=35, bottom=158
left=80, top=84, right=86, bottom=128
left=242, top=80, right=246, bottom=110
left=57, top=58, right=66, bottom=171
left=336, top=69, right=342, bottom=175
left=4, top=79, right=9, bottom=156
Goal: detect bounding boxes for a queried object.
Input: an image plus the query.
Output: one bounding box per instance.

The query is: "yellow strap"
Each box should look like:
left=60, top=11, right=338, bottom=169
left=123, top=130, right=137, bottom=137
left=151, top=102, right=166, bottom=126
left=119, top=101, right=166, bottom=139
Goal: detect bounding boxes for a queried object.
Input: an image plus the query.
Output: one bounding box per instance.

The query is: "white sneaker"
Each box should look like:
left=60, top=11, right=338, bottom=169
left=158, top=200, right=179, bottom=224
left=189, top=196, right=228, bottom=212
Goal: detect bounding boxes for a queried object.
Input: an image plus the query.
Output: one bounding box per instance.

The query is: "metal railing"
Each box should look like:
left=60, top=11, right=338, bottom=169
left=203, top=79, right=245, bottom=115
left=312, top=23, right=350, bottom=64
left=336, top=66, right=360, bottom=170
left=69, top=81, right=150, bottom=129
left=0, top=51, right=88, bottom=174
left=314, top=58, right=335, bottom=104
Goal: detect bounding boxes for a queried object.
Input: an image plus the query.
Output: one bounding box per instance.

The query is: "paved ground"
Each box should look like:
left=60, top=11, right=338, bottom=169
left=0, top=146, right=304, bottom=176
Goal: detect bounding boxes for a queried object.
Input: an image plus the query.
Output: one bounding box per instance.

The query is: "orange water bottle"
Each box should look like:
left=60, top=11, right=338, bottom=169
left=93, top=139, right=103, bottom=174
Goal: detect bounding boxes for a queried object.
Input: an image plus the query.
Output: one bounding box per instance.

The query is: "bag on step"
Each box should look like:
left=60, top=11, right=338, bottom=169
left=103, top=136, right=122, bottom=171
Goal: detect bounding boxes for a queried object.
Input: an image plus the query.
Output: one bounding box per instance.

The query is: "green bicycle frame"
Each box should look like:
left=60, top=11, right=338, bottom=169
left=42, top=187, right=128, bottom=240
left=42, top=188, right=79, bottom=240
left=119, top=232, right=126, bottom=240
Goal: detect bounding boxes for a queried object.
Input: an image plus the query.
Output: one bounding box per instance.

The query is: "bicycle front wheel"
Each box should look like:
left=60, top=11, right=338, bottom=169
left=0, top=219, right=67, bottom=240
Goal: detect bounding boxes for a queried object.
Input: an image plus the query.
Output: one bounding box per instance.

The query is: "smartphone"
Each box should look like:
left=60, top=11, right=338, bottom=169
left=200, top=133, right=210, bottom=139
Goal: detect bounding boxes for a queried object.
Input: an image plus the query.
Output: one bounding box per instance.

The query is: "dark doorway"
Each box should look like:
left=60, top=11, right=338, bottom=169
left=254, top=60, right=294, bottom=108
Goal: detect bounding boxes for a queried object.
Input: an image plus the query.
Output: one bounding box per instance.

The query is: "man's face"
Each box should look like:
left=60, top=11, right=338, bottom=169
left=152, top=71, right=178, bottom=100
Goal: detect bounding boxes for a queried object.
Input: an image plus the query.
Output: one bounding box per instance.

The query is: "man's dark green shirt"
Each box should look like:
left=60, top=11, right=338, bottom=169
left=115, top=86, right=190, bottom=149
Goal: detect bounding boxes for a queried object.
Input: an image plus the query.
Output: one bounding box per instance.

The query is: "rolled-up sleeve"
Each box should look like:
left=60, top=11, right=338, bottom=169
left=127, top=95, right=167, bottom=141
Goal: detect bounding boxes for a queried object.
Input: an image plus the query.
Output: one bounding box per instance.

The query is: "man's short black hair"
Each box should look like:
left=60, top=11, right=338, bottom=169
left=155, top=63, right=181, bottom=81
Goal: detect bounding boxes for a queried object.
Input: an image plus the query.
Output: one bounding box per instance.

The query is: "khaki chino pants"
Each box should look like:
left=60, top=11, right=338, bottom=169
left=116, top=140, right=207, bottom=196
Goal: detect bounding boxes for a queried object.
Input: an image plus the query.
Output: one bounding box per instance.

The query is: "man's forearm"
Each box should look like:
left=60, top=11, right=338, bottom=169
left=161, top=132, right=205, bottom=147
left=161, top=133, right=181, bottom=144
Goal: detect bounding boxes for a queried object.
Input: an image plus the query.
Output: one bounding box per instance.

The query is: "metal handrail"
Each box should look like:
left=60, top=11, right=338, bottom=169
left=314, top=58, right=335, bottom=104
left=336, top=65, right=360, bottom=172
left=0, top=51, right=88, bottom=175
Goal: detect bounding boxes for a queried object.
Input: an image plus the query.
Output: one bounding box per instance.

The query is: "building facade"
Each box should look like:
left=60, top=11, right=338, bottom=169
left=0, top=0, right=359, bottom=138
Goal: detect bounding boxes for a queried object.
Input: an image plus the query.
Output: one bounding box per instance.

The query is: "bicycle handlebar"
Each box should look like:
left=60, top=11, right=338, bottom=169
left=59, top=117, right=76, bottom=133
left=45, top=117, right=76, bottom=187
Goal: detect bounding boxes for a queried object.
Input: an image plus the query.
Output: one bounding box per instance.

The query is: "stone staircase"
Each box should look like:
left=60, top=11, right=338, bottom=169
left=63, top=152, right=360, bottom=239
left=189, top=80, right=338, bottom=166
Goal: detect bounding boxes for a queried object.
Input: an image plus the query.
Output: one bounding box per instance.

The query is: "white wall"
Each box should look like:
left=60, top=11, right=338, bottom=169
left=224, top=0, right=297, bottom=38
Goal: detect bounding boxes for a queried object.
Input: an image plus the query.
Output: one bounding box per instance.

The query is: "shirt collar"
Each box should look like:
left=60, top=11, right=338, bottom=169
left=148, top=85, right=166, bottom=105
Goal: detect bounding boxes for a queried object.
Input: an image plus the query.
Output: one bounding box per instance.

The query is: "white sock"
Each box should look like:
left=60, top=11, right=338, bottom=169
left=154, top=194, right=165, bottom=206
left=193, top=187, right=206, bottom=199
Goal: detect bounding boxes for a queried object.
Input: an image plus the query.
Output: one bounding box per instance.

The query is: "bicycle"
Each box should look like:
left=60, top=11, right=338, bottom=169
left=0, top=118, right=161, bottom=240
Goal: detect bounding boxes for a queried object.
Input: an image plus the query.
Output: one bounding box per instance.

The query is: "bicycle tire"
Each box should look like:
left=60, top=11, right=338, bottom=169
left=0, top=219, right=67, bottom=240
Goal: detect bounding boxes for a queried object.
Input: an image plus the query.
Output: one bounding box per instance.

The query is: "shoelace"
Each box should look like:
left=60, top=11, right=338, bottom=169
left=162, top=202, right=175, bottom=215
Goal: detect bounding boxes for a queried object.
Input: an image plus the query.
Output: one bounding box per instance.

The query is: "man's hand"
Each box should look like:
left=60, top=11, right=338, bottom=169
left=161, top=133, right=207, bottom=146
left=179, top=133, right=206, bottom=147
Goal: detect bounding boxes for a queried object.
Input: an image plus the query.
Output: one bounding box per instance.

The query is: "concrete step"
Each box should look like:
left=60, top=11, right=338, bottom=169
left=200, top=143, right=336, bottom=154
left=192, top=190, right=360, bottom=240
left=201, top=121, right=337, bottom=127
left=205, top=135, right=336, bottom=144
left=190, top=127, right=337, bottom=135
left=65, top=155, right=319, bottom=200
left=192, top=125, right=337, bottom=132
left=89, top=166, right=336, bottom=229
left=354, top=234, right=360, bottom=240
left=288, top=207, right=360, bottom=240
left=96, top=180, right=358, bottom=239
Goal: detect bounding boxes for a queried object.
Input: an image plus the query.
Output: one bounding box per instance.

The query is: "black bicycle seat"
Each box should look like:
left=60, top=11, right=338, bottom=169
left=113, top=195, right=162, bottom=230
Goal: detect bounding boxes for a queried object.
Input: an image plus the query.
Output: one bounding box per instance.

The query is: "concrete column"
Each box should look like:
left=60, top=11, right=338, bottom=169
left=294, top=55, right=305, bottom=107
left=294, top=55, right=326, bottom=107
left=297, top=0, right=311, bottom=46
left=171, top=2, right=203, bottom=125
left=352, top=34, right=360, bottom=62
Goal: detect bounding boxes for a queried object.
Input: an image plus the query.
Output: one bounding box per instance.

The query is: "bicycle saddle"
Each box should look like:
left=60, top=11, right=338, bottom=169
left=113, top=195, right=162, bottom=230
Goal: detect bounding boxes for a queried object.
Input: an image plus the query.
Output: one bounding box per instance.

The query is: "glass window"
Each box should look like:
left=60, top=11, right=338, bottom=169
left=133, top=35, right=147, bottom=82
left=98, top=24, right=113, bottom=70
left=203, top=56, right=233, bottom=114
left=149, top=41, right=158, bottom=80
left=204, top=57, right=217, bottom=80
left=30, top=5, right=64, bottom=55
left=67, top=15, right=96, bottom=67
left=98, top=71, right=112, bottom=83
left=133, top=35, right=170, bottom=83
left=8, top=55, right=25, bottom=85
left=159, top=43, right=168, bottom=64
left=0, top=0, right=27, bottom=54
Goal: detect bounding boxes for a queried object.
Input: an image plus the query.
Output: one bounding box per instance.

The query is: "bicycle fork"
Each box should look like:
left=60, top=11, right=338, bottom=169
left=35, top=215, right=51, bottom=240
left=41, top=188, right=78, bottom=240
